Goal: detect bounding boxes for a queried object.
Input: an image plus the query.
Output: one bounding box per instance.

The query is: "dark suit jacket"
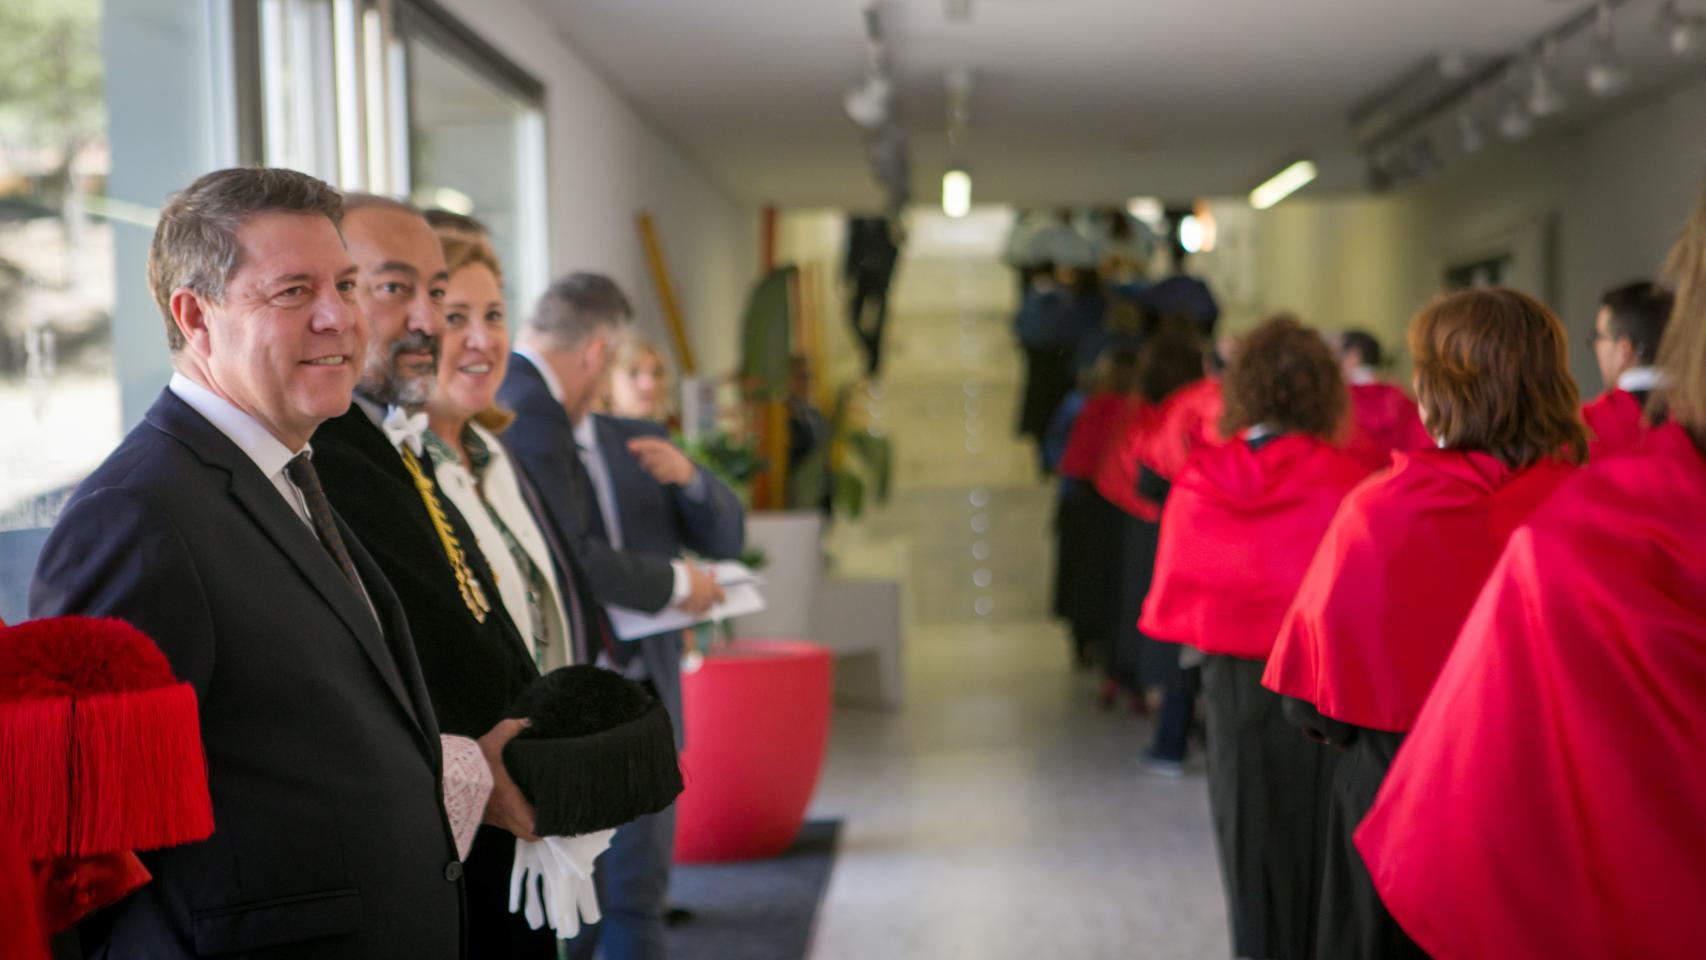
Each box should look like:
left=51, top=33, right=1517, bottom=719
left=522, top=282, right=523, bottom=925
left=310, top=407, right=539, bottom=738
left=497, top=354, right=674, bottom=613
left=308, top=406, right=553, bottom=960
left=28, top=390, right=462, bottom=960
left=592, top=413, right=746, bottom=744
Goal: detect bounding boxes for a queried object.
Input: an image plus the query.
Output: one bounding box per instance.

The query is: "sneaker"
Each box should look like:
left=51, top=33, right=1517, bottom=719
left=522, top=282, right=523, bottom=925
left=1140, top=751, right=1185, bottom=779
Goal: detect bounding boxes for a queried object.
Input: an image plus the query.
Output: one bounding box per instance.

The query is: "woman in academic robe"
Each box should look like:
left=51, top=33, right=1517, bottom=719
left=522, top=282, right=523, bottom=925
left=1262, top=287, right=1589, bottom=960
left=1352, top=178, right=1706, bottom=960
left=1090, top=325, right=1207, bottom=710
left=1336, top=329, right=1433, bottom=470
left=422, top=233, right=575, bottom=675
left=1140, top=315, right=1374, bottom=960
left=1051, top=347, right=1142, bottom=667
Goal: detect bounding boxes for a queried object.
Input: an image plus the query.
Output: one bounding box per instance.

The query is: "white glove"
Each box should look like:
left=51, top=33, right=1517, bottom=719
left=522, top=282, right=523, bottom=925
left=509, top=838, right=549, bottom=931
left=508, top=830, right=616, bottom=936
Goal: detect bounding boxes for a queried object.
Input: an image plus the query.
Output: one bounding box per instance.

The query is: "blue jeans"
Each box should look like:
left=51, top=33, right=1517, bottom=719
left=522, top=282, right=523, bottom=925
left=1149, top=664, right=1201, bottom=762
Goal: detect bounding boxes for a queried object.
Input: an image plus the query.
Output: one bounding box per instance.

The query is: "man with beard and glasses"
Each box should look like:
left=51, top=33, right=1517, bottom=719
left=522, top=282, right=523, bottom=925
left=308, top=194, right=558, bottom=960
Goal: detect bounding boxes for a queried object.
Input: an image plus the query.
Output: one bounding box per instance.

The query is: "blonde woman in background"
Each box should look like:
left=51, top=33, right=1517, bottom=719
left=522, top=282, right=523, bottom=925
left=601, top=335, right=673, bottom=423
left=422, top=232, right=575, bottom=672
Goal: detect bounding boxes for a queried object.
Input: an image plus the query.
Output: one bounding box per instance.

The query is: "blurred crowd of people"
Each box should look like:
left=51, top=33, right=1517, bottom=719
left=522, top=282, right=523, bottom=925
left=1021, top=184, right=1705, bottom=959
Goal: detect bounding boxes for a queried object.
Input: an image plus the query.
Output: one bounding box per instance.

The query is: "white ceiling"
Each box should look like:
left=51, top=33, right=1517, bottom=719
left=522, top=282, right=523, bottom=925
left=523, top=0, right=1651, bottom=208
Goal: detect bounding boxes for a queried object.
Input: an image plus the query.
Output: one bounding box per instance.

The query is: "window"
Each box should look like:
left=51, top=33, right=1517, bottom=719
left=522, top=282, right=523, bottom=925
left=0, top=0, right=118, bottom=520
left=397, top=2, right=547, bottom=307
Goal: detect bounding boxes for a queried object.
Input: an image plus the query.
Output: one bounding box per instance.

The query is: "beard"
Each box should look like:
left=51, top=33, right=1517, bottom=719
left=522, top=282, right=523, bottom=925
left=358, top=330, right=440, bottom=407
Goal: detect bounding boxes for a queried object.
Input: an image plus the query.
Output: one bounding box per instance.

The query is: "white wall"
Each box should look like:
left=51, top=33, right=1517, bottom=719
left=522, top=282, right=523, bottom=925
left=436, top=0, right=756, bottom=380
left=1205, top=73, right=1706, bottom=391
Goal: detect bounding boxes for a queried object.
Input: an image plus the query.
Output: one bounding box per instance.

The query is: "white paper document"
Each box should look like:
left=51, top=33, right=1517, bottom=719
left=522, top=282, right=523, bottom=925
left=605, top=561, right=767, bottom=641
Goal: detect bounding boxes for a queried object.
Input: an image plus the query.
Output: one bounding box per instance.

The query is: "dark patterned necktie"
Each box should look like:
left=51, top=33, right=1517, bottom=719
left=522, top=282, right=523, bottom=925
left=285, top=452, right=364, bottom=592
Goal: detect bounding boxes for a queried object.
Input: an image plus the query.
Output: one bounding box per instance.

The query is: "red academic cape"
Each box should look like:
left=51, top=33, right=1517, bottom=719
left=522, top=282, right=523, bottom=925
left=1058, top=393, right=1138, bottom=480
left=1093, top=400, right=1168, bottom=521
left=1354, top=423, right=1706, bottom=960
left=1261, top=448, right=1575, bottom=732
left=1342, top=382, right=1433, bottom=470
left=1140, top=435, right=1372, bottom=660
left=1582, top=387, right=1648, bottom=460
left=1145, top=377, right=1226, bottom=481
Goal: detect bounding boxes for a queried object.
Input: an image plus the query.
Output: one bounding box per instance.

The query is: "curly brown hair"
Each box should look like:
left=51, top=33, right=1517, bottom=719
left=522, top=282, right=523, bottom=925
left=1408, top=287, right=1587, bottom=468
left=1220, top=313, right=1346, bottom=439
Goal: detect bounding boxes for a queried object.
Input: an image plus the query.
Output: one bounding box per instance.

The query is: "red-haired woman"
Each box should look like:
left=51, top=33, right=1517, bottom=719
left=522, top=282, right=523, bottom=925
left=1354, top=181, right=1706, bottom=960
left=1140, top=315, right=1373, bottom=960
left=1264, top=287, right=1589, bottom=959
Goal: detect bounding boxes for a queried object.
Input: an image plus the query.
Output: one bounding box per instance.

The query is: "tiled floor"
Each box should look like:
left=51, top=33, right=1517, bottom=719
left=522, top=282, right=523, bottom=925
left=805, top=253, right=1229, bottom=959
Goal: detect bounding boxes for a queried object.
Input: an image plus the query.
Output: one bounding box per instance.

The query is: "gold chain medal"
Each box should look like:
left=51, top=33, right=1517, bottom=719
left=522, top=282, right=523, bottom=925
left=399, top=446, right=492, bottom=623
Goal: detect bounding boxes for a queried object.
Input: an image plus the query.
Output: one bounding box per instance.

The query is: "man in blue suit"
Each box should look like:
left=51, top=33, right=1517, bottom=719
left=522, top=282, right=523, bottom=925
left=499, top=273, right=743, bottom=960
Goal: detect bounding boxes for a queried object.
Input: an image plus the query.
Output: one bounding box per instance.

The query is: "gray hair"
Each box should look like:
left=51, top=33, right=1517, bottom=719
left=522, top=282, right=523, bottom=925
left=148, top=167, right=345, bottom=352
left=525, top=272, right=634, bottom=347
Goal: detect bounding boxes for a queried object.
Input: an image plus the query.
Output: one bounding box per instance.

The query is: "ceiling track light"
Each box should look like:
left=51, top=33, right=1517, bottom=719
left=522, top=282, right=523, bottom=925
left=1586, top=1, right=1632, bottom=97
left=1528, top=38, right=1568, bottom=118
left=1457, top=106, right=1484, bottom=155
left=1656, top=1, right=1706, bottom=56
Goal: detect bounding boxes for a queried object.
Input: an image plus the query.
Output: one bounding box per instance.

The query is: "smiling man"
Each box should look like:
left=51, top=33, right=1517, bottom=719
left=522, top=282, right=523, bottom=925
left=29, top=168, right=465, bottom=957
left=307, top=194, right=557, bottom=960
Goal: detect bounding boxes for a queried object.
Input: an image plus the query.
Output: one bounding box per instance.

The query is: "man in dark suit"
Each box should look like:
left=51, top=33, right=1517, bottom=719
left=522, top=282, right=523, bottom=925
left=575, top=408, right=745, bottom=959
left=307, top=195, right=552, bottom=959
left=28, top=168, right=465, bottom=958
left=498, top=274, right=732, bottom=960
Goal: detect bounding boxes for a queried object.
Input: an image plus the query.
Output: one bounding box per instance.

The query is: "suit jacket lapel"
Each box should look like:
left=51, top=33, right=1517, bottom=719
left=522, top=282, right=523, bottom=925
left=148, top=392, right=430, bottom=741
left=594, top=415, right=645, bottom=545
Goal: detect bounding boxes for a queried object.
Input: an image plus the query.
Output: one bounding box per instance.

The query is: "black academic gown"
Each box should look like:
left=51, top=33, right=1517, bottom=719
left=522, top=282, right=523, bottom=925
left=311, top=405, right=555, bottom=960
left=1283, top=701, right=1427, bottom=960
left=1204, top=660, right=1339, bottom=960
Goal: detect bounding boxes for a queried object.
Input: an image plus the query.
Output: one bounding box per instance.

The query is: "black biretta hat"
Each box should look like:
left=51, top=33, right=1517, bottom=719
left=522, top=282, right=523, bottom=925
left=503, top=665, right=684, bottom=837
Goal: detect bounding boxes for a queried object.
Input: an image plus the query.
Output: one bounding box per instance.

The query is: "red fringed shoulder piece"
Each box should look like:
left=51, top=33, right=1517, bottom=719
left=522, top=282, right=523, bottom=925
left=0, top=617, right=176, bottom=700
left=1355, top=424, right=1706, bottom=959
left=1261, top=449, right=1575, bottom=732
left=0, top=821, right=48, bottom=960
left=1141, top=435, right=1372, bottom=659
left=0, top=617, right=214, bottom=861
left=1582, top=388, right=1648, bottom=461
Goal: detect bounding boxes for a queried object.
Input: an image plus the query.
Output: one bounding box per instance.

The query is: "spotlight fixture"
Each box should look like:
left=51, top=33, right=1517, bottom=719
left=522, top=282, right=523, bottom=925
left=1457, top=107, right=1484, bottom=155
left=942, top=167, right=971, bottom=218
left=844, top=74, right=892, bottom=129
left=1586, top=2, right=1631, bottom=97
left=1249, top=159, right=1317, bottom=210
left=1656, top=1, right=1706, bottom=56
left=1527, top=38, right=1568, bottom=118
left=1497, top=93, right=1533, bottom=141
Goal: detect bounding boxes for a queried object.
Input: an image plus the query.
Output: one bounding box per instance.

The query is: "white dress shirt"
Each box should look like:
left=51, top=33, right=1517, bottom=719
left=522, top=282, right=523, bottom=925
left=431, top=423, right=574, bottom=669
left=168, top=373, right=313, bottom=529
left=1617, top=365, right=1664, bottom=393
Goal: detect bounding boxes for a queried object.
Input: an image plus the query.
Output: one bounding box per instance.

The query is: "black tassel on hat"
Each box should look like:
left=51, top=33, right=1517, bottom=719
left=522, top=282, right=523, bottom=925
left=503, top=665, right=684, bottom=836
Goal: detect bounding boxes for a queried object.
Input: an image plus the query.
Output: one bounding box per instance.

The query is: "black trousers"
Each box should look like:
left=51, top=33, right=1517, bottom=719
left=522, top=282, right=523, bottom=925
left=1203, top=656, right=1338, bottom=960
left=849, top=274, right=891, bottom=375
left=1314, top=729, right=1429, bottom=960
